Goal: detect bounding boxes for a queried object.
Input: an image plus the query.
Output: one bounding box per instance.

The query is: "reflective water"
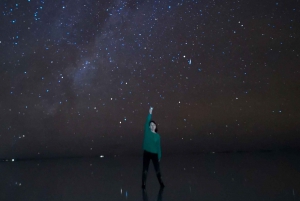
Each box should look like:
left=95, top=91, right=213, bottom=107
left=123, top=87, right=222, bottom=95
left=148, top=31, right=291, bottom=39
left=1, top=151, right=299, bottom=201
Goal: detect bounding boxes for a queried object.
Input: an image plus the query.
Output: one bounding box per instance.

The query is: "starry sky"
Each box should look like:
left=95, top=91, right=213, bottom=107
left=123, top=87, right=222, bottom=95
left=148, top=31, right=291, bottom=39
left=1, top=0, right=299, bottom=159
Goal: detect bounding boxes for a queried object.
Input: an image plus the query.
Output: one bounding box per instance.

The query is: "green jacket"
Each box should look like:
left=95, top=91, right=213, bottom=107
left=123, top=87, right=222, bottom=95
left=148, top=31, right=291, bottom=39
left=143, top=113, right=162, bottom=161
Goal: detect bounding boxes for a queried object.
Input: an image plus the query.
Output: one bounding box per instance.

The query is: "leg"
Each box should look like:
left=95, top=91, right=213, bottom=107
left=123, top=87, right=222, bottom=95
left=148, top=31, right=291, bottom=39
left=152, top=154, right=165, bottom=187
left=142, top=151, right=150, bottom=188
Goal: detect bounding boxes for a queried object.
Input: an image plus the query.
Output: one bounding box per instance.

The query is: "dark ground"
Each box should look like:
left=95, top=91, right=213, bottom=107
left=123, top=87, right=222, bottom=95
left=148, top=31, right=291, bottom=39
left=0, top=151, right=299, bottom=201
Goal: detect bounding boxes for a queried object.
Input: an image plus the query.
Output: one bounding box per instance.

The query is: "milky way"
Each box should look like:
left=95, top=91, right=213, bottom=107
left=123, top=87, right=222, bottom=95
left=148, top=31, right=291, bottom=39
left=0, top=0, right=299, bottom=158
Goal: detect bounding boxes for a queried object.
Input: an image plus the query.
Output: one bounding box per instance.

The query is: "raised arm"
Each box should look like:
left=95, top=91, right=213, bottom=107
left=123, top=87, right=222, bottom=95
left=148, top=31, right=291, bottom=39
left=144, top=107, right=153, bottom=130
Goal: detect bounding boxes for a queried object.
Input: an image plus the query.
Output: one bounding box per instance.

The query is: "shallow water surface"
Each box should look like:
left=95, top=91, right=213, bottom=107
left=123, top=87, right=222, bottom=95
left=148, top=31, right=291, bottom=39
left=0, top=152, right=299, bottom=201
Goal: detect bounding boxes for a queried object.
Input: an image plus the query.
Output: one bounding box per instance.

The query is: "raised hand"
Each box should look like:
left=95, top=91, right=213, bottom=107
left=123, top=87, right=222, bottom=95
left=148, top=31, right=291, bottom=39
left=149, top=106, right=153, bottom=114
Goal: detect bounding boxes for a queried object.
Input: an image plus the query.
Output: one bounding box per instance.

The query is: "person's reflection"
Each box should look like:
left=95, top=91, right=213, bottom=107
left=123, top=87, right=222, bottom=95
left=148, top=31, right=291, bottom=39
left=142, top=187, right=164, bottom=201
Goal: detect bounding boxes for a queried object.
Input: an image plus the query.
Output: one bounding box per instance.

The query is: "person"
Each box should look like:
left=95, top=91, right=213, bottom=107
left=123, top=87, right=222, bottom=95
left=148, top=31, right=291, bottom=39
left=142, top=106, right=165, bottom=189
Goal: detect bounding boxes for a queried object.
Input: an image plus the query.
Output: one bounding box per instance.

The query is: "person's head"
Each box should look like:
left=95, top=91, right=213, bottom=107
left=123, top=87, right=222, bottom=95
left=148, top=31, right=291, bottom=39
left=149, top=120, right=158, bottom=133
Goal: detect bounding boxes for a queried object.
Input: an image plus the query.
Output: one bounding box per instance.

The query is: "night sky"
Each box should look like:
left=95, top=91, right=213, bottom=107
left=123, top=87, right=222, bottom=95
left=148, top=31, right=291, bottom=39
left=1, top=0, right=299, bottom=159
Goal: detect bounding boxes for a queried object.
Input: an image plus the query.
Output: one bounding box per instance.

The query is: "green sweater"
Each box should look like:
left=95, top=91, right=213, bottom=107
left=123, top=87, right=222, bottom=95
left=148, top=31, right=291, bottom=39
left=143, top=113, right=162, bottom=161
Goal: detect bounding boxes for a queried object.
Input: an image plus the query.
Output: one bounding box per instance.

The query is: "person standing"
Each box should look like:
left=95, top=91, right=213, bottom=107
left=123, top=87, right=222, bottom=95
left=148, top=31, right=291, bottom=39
left=142, top=106, right=165, bottom=189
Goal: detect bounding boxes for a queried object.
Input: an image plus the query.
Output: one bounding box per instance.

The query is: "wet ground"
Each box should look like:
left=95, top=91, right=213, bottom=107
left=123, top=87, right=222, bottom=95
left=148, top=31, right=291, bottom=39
left=1, top=151, right=299, bottom=201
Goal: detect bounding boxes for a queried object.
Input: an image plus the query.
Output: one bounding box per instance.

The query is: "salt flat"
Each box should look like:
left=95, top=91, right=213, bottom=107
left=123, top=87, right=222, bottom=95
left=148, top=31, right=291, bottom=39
left=0, top=151, right=299, bottom=201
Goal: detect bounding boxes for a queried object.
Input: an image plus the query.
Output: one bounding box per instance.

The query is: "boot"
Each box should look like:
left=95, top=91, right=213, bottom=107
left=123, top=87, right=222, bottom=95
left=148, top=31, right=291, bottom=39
left=142, top=170, right=147, bottom=189
left=156, top=173, right=165, bottom=188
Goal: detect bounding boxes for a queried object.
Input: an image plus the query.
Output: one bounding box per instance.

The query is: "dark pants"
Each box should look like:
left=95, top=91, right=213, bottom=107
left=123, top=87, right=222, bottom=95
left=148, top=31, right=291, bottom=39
left=142, top=150, right=163, bottom=185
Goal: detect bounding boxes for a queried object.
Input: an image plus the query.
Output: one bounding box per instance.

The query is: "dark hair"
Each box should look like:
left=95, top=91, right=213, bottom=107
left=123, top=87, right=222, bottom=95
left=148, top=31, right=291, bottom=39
left=149, top=120, right=158, bottom=132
